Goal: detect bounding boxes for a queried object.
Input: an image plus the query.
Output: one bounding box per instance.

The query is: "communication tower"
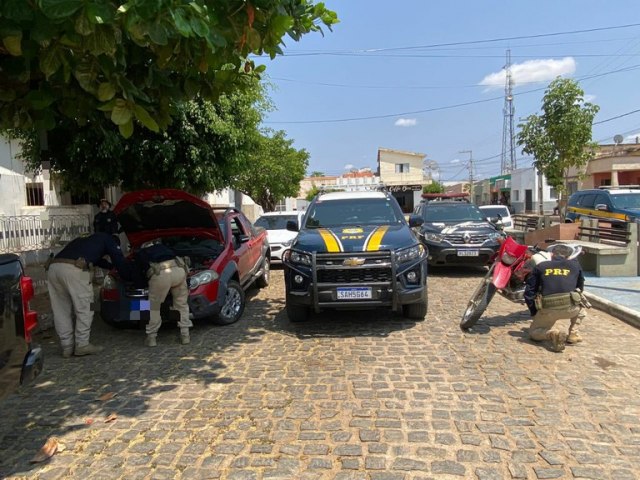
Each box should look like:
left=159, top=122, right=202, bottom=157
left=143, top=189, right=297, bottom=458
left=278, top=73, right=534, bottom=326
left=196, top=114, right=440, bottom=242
left=501, top=49, right=516, bottom=174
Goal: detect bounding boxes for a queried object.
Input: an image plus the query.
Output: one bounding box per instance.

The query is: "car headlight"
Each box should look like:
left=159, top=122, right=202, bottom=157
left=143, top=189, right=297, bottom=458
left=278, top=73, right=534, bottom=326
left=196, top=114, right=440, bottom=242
left=287, top=250, right=312, bottom=265
left=189, top=270, right=219, bottom=290
left=103, top=274, right=118, bottom=290
left=397, top=244, right=425, bottom=263
left=282, top=238, right=294, bottom=247
left=423, top=232, right=444, bottom=243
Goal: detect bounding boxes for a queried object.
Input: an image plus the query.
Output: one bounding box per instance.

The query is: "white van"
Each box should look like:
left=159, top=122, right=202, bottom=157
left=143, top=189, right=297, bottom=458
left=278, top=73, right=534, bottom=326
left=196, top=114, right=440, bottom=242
left=478, top=205, right=513, bottom=229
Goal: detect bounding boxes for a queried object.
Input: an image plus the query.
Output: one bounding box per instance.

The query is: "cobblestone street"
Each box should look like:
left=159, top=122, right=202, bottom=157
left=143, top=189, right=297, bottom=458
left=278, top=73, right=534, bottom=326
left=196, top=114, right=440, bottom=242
left=1, top=267, right=639, bottom=480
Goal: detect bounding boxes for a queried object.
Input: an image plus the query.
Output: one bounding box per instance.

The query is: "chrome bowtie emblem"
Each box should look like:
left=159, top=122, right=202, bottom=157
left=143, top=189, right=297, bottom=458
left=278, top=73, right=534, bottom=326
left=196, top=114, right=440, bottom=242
left=343, top=257, right=365, bottom=266
left=463, top=233, right=471, bottom=243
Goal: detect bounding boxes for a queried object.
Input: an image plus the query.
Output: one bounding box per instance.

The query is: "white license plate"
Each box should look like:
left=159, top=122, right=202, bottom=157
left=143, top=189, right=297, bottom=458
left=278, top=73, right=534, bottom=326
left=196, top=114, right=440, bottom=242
left=457, top=250, right=479, bottom=257
left=337, top=287, right=372, bottom=300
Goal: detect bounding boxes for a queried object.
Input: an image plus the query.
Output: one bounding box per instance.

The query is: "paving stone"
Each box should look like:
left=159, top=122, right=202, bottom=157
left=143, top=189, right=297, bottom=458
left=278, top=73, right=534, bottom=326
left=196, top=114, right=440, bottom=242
left=431, top=460, right=466, bottom=476
left=475, top=467, right=504, bottom=480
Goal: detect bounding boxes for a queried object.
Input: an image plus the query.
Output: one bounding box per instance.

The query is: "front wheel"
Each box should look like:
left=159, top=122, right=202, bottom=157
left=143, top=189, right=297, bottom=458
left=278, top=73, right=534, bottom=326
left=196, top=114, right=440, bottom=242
left=286, top=303, right=309, bottom=323
left=402, top=300, right=428, bottom=320
left=213, top=280, right=245, bottom=325
left=460, top=280, right=496, bottom=330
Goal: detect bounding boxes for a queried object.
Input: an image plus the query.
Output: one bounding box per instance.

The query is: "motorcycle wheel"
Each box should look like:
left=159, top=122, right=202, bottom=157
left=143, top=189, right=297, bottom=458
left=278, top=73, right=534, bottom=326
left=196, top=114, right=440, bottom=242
left=460, top=280, right=496, bottom=330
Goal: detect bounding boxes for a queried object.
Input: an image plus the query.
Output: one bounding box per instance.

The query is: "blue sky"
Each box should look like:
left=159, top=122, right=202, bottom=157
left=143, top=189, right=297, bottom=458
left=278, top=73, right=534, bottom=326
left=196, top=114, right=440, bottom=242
left=260, top=1, right=640, bottom=182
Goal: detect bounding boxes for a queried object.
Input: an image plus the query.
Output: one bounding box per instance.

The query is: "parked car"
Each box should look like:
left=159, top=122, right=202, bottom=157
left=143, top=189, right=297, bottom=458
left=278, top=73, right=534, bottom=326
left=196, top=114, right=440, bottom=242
left=283, top=190, right=428, bottom=322
left=414, top=199, right=504, bottom=267
left=565, top=186, right=640, bottom=224
left=479, top=204, right=514, bottom=229
left=0, top=254, right=43, bottom=400
left=100, top=189, right=270, bottom=327
left=254, top=211, right=305, bottom=263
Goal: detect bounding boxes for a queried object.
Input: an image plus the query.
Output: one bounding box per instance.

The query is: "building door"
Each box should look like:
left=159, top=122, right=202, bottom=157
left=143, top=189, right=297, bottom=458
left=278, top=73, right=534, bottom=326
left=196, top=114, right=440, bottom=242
left=525, top=189, right=533, bottom=212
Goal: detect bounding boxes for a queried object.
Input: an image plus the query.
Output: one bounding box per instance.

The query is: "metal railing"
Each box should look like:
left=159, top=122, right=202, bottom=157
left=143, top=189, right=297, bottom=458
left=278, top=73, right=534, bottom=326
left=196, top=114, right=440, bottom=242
left=0, top=214, right=92, bottom=253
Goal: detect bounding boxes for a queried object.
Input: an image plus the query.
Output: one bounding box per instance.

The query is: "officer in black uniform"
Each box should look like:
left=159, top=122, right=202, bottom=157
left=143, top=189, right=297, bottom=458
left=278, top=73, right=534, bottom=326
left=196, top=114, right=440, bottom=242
left=47, top=233, right=130, bottom=357
left=524, top=244, right=587, bottom=352
left=131, top=239, right=191, bottom=347
left=94, top=198, right=118, bottom=235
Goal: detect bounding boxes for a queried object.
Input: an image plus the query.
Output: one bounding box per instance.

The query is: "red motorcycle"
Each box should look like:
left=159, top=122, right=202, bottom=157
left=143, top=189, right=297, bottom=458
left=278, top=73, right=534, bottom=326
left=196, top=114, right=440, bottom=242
left=460, top=236, right=582, bottom=330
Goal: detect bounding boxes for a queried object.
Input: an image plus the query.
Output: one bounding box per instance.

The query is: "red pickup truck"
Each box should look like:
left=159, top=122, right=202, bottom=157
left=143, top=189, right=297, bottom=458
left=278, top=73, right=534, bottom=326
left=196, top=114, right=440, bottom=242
left=100, top=189, right=270, bottom=327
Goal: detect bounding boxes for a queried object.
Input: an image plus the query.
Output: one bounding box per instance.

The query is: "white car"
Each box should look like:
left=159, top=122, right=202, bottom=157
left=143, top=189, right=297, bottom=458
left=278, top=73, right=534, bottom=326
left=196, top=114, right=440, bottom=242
left=254, top=211, right=305, bottom=262
left=479, top=205, right=513, bottom=229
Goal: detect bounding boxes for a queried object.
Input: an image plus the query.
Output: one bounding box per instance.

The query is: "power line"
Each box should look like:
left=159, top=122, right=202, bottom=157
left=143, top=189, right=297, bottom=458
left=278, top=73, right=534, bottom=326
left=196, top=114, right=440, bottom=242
left=279, top=22, right=640, bottom=55
left=593, top=108, right=640, bottom=125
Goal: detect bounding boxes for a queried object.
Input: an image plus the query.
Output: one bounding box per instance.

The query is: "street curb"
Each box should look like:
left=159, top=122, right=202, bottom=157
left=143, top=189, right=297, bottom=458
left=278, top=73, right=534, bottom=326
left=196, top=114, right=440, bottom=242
left=584, top=292, right=640, bottom=330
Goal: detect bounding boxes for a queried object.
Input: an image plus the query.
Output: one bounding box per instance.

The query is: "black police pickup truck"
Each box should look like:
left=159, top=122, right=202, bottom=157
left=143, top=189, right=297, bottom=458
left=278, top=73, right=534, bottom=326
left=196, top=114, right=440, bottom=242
left=283, top=190, right=428, bottom=322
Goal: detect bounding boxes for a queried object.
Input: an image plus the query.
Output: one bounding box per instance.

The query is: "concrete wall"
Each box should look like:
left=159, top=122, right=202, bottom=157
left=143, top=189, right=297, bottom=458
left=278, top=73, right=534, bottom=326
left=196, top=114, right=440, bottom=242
left=378, top=148, right=425, bottom=185
left=510, top=167, right=557, bottom=214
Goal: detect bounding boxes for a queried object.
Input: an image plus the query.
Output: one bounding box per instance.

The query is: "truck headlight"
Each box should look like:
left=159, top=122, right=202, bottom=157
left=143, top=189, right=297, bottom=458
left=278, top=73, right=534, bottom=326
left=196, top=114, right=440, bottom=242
left=487, top=232, right=506, bottom=242
left=397, top=244, right=425, bottom=263
left=423, top=232, right=444, bottom=243
left=286, top=250, right=312, bottom=266
left=189, top=270, right=219, bottom=290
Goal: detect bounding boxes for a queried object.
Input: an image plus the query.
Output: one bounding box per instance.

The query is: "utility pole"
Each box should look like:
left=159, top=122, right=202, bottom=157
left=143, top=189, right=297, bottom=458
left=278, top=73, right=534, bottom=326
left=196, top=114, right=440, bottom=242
left=501, top=49, right=516, bottom=174
left=460, top=150, right=473, bottom=203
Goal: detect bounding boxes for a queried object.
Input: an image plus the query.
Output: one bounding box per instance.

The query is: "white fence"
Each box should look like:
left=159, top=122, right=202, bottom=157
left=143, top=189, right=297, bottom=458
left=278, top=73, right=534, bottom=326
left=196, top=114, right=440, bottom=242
left=0, top=214, right=92, bottom=253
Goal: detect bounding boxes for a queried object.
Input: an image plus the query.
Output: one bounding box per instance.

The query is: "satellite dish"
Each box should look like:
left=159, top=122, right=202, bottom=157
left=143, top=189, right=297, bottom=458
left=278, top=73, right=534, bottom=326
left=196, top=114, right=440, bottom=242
left=614, top=134, right=624, bottom=145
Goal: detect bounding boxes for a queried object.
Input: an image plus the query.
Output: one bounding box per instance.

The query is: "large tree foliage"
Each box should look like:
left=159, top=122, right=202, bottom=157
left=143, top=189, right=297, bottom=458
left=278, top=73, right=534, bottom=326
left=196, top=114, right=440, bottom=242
left=233, top=130, right=309, bottom=211
left=423, top=181, right=444, bottom=194
left=517, top=78, right=599, bottom=200
left=0, top=0, right=337, bottom=136
left=17, top=85, right=266, bottom=196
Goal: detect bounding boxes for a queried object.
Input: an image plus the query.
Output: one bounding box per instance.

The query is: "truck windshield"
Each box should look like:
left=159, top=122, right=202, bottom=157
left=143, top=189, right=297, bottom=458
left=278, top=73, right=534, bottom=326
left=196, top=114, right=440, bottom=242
left=423, top=203, right=485, bottom=222
left=305, top=198, right=403, bottom=228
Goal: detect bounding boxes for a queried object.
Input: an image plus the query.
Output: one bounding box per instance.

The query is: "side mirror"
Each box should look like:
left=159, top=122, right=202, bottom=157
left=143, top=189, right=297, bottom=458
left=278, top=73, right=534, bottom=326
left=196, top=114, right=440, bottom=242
left=408, top=214, right=424, bottom=228
left=286, top=220, right=299, bottom=232
left=595, top=204, right=608, bottom=211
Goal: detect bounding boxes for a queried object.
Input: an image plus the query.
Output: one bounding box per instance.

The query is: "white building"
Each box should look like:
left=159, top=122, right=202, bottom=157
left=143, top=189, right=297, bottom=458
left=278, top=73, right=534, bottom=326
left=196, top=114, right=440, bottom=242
left=377, top=148, right=427, bottom=213
left=510, top=167, right=558, bottom=214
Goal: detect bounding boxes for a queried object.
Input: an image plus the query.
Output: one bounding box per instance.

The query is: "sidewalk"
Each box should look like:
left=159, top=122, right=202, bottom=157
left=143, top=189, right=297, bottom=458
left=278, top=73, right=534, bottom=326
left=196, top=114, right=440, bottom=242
left=583, top=273, right=640, bottom=329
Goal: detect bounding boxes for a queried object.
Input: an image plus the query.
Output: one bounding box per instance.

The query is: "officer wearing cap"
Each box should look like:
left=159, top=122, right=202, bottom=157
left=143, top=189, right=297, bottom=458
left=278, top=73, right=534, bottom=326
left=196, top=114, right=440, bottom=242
left=94, top=198, right=118, bottom=235
left=132, top=239, right=192, bottom=347
left=47, top=232, right=130, bottom=357
left=524, top=244, right=588, bottom=352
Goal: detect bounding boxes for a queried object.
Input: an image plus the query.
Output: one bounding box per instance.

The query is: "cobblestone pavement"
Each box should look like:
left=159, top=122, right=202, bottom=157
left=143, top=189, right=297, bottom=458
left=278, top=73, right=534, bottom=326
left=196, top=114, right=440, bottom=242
left=1, top=267, right=640, bottom=480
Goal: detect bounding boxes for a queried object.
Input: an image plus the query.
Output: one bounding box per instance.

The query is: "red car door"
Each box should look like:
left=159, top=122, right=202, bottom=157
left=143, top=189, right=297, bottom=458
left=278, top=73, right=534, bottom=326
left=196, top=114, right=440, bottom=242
left=229, top=215, right=252, bottom=285
left=239, top=214, right=262, bottom=271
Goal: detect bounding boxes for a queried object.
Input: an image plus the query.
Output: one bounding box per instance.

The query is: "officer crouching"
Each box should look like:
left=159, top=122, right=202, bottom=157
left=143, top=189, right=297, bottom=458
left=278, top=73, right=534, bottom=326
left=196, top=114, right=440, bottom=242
left=524, top=244, right=590, bottom=352
left=132, top=239, right=192, bottom=347
left=46, top=232, right=130, bottom=357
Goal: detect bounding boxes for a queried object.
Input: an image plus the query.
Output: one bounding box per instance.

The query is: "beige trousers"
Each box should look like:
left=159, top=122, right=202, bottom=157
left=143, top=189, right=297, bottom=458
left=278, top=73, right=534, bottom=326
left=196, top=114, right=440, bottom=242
left=529, top=304, right=585, bottom=341
left=146, top=262, right=192, bottom=336
left=47, top=263, right=94, bottom=349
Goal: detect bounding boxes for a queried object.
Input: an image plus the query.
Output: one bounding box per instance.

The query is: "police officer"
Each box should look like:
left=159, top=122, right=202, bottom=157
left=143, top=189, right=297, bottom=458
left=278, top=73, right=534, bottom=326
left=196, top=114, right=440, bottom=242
left=524, top=244, right=587, bottom=352
left=93, top=198, right=118, bottom=234
left=133, top=239, right=192, bottom=347
left=47, top=233, right=130, bottom=357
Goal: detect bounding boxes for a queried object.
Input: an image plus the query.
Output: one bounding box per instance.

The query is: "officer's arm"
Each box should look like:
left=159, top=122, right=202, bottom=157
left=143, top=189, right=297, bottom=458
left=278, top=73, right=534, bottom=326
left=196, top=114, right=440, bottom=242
left=105, top=238, right=130, bottom=279
left=524, top=268, right=540, bottom=316
left=576, top=268, right=585, bottom=291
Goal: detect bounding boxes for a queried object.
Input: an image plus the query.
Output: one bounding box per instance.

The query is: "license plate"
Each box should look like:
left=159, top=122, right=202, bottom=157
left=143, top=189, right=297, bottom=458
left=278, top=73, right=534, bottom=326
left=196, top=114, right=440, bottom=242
left=457, top=250, right=479, bottom=257
left=337, top=287, right=372, bottom=300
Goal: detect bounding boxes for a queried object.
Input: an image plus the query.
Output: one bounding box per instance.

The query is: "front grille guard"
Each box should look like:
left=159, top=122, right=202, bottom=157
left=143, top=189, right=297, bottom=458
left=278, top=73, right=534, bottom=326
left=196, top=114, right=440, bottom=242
left=311, top=251, right=397, bottom=313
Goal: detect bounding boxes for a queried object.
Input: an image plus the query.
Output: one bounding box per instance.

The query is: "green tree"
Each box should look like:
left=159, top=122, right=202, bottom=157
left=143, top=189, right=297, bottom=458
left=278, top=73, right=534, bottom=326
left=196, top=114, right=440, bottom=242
left=0, top=0, right=337, bottom=136
left=517, top=78, right=599, bottom=211
left=309, top=171, right=324, bottom=177
left=423, top=181, right=444, bottom=194
left=233, top=130, right=309, bottom=211
left=306, top=184, right=320, bottom=201
left=16, top=84, right=266, bottom=196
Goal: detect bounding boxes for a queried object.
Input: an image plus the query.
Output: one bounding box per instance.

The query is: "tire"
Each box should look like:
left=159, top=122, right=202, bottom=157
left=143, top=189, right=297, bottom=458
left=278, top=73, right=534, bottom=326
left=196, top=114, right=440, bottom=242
left=402, top=300, right=428, bottom=320
left=286, top=303, right=309, bottom=323
left=255, top=257, right=270, bottom=288
left=460, top=280, right=496, bottom=330
left=213, top=280, right=245, bottom=325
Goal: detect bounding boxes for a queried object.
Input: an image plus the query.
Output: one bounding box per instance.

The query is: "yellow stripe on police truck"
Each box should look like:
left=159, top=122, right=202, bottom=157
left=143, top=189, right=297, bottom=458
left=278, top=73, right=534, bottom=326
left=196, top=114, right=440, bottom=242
left=568, top=206, right=627, bottom=221
left=319, top=229, right=342, bottom=252
left=364, top=226, right=389, bottom=251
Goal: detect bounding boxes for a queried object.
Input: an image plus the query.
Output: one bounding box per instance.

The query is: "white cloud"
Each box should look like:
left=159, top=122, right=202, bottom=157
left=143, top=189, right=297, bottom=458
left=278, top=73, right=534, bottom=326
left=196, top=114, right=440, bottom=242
left=394, top=118, right=417, bottom=127
left=450, top=159, right=461, bottom=164
left=479, top=57, right=576, bottom=89
left=584, top=94, right=597, bottom=103
left=344, top=163, right=354, bottom=170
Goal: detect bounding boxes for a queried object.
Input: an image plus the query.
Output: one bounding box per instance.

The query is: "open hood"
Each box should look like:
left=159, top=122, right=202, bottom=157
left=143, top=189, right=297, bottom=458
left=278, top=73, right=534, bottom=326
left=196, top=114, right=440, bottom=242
left=114, top=189, right=223, bottom=247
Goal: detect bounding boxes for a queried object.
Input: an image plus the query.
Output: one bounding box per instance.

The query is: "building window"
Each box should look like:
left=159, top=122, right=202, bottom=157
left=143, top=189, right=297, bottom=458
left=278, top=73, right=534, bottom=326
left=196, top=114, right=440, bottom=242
left=513, top=190, right=520, bottom=202
left=600, top=178, right=611, bottom=186
left=26, top=182, right=44, bottom=206
left=274, top=198, right=287, bottom=212
left=395, top=163, right=410, bottom=173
